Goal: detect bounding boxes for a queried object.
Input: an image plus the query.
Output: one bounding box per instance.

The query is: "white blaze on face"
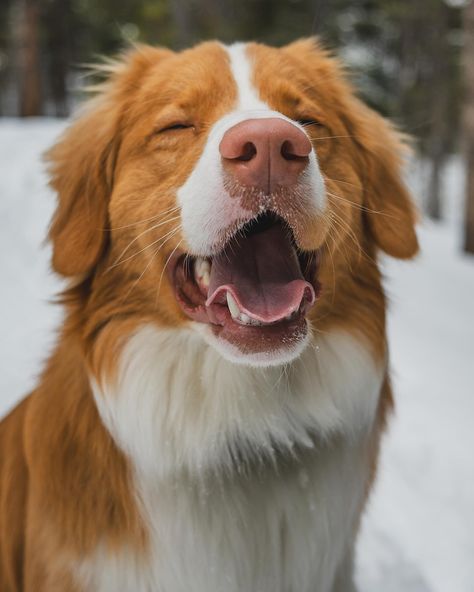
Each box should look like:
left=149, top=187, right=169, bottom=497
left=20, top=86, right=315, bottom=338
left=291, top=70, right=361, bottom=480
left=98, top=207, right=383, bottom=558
left=177, top=42, right=326, bottom=257
left=227, top=42, right=267, bottom=110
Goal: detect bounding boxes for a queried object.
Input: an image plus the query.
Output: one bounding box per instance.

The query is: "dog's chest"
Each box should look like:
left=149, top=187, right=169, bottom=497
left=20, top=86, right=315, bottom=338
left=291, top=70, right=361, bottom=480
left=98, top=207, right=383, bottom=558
left=81, top=326, right=383, bottom=591
left=76, top=439, right=369, bottom=592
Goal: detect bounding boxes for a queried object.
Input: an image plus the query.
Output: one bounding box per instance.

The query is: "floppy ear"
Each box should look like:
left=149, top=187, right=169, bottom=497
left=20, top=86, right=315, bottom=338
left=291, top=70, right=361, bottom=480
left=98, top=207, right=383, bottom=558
left=46, top=45, right=173, bottom=277
left=46, top=98, right=118, bottom=277
left=345, top=97, right=419, bottom=259
left=284, top=38, right=418, bottom=259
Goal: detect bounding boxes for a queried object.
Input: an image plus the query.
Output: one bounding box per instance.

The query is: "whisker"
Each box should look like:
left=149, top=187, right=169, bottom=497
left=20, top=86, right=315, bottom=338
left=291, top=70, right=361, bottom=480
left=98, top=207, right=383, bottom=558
left=329, top=209, right=361, bottom=252
left=122, top=227, right=183, bottom=301
left=324, top=176, right=362, bottom=191
left=322, top=232, right=336, bottom=304
left=327, top=212, right=359, bottom=269
left=120, top=248, right=159, bottom=303
left=105, top=225, right=182, bottom=273
left=155, top=239, right=184, bottom=306
left=326, top=190, right=393, bottom=218
left=327, top=209, right=377, bottom=268
left=111, top=215, right=181, bottom=266
left=183, top=253, right=193, bottom=277
left=107, top=205, right=180, bottom=231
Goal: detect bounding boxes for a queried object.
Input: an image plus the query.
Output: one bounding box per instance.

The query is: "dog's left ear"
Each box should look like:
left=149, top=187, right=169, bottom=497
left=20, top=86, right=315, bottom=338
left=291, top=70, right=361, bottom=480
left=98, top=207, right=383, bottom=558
left=347, top=97, right=419, bottom=259
left=284, top=38, right=418, bottom=260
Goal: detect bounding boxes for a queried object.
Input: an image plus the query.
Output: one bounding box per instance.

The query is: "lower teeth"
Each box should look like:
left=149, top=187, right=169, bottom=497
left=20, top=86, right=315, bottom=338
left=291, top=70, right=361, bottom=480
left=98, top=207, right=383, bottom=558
left=225, top=291, right=300, bottom=326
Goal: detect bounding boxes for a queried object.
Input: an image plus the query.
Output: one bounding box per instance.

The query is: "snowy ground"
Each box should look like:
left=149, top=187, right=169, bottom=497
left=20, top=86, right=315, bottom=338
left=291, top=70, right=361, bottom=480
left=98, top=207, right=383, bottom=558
left=1, top=119, right=473, bottom=592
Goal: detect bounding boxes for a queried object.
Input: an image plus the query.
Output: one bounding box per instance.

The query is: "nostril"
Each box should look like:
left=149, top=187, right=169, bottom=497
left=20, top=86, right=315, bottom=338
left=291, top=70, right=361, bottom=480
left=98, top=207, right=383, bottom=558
left=281, top=140, right=308, bottom=162
left=237, top=142, right=257, bottom=162
left=281, top=140, right=296, bottom=161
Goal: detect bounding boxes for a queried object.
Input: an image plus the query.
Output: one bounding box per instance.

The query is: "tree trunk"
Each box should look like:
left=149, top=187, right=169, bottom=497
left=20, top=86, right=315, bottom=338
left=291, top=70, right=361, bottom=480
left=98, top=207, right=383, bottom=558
left=463, top=0, right=474, bottom=253
left=17, top=0, right=42, bottom=117
left=426, top=140, right=446, bottom=221
left=425, top=0, right=450, bottom=222
left=170, top=0, right=194, bottom=49
left=44, top=0, right=70, bottom=117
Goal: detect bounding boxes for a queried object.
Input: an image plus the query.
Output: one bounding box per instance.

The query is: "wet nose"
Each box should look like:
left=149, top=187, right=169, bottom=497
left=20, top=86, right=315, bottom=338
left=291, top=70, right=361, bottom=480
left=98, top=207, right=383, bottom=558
left=219, top=118, right=312, bottom=192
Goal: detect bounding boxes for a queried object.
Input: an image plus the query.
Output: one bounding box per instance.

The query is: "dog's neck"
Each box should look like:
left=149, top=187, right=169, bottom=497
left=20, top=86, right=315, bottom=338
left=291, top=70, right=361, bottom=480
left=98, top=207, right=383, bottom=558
left=91, top=324, right=384, bottom=481
left=72, top=323, right=384, bottom=592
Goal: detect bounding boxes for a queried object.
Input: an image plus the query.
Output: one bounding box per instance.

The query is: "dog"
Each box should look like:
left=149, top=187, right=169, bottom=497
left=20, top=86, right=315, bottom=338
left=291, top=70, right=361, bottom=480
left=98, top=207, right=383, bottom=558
left=0, top=39, right=418, bottom=591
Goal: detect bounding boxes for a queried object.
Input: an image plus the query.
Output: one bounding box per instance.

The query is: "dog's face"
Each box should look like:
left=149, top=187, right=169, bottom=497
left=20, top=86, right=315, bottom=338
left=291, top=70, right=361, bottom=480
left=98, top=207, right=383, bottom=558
left=47, top=40, right=418, bottom=368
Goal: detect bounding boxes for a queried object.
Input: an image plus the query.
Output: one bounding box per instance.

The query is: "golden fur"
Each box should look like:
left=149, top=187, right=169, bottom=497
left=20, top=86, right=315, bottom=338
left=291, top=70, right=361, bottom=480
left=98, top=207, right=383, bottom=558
left=0, top=39, right=417, bottom=591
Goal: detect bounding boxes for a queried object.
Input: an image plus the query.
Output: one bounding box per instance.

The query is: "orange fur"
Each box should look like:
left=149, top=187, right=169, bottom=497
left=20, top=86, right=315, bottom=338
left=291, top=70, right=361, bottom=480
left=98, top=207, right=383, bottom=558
left=0, top=39, right=417, bottom=590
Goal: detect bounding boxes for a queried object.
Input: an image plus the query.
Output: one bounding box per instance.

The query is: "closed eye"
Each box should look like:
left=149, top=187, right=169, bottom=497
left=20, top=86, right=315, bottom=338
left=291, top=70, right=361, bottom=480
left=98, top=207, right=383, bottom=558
left=297, top=118, right=322, bottom=127
left=159, top=122, right=194, bottom=132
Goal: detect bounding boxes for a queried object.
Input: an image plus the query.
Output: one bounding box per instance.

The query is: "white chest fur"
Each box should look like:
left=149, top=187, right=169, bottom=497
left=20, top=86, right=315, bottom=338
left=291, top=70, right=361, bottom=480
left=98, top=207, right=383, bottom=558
left=83, top=325, right=384, bottom=592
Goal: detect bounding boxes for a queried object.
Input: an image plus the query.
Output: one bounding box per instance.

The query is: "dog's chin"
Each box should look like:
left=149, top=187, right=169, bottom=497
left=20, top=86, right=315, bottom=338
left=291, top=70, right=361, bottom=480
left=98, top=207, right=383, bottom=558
left=168, top=211, right=321, bottom=367
left=191, top=318, right=313, bottom=368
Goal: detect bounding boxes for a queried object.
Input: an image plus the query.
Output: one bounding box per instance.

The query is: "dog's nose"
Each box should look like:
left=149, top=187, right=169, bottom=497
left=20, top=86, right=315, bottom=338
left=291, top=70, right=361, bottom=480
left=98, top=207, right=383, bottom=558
left=219, top=118, right=312, bottom=192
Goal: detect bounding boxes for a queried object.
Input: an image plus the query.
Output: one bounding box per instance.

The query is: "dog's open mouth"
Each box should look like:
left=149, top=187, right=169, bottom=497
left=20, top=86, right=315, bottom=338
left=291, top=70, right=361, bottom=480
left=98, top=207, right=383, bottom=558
left=170, top=212, right=321, bottom=354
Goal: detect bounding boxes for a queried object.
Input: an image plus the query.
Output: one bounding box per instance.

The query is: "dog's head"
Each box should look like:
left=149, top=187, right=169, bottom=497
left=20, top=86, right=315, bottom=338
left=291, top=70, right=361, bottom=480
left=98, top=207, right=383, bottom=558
left=47, top=39, right=418, bottom=368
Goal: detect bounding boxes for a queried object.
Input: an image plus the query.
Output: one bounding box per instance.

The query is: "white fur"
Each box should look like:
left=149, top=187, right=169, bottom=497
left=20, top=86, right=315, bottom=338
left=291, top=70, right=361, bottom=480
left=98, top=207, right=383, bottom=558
left=93, top=326, right=382, bottom=478
left=227, top=42, right=267, bottom=110
left=177, top=43, right=325, bottom=257
left=176, top=42, right=326, bottom=366
left=192, top=317, right=313, bottom=368
left=81, top=325, right=384, bottom=592
left=76, top=444, right=364, bottom=592
left=77, top=44, right=382, bottom=591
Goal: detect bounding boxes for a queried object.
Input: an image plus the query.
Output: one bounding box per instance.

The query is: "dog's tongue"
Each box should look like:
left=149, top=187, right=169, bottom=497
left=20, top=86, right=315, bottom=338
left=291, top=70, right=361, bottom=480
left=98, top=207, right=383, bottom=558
left=206, top=223, right=315, bottom=323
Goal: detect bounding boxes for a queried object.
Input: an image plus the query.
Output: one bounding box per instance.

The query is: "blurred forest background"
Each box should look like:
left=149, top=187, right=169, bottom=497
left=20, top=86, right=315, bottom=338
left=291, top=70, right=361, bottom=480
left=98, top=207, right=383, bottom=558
left=1, top=0, right=473, bottom=252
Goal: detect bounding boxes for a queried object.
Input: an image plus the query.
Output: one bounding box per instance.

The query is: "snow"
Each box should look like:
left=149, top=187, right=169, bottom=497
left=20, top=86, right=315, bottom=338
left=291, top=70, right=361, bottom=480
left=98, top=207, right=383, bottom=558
left=0, top=119, right=65, bottom=413
left=1, top=119, right=473, bottom=591
left=357, top=222, right=474, bottom=592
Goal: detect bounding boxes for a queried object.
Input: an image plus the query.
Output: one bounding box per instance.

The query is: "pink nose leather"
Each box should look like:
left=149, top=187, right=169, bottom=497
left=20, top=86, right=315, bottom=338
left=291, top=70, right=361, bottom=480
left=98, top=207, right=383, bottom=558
left=219, top=118, right=312, bottom=192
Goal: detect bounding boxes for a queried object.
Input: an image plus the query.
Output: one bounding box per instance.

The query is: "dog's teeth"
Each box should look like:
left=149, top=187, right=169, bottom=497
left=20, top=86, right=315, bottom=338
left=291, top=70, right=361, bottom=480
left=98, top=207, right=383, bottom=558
left=201, top=271, right=210, bottom=288
left=226, top=293, right=268, bottom=326
left=226, top=292, right=240, bottom=319
left=194, top=258, right=211, bottom=288
left=194, top=258, right=203, bottom=277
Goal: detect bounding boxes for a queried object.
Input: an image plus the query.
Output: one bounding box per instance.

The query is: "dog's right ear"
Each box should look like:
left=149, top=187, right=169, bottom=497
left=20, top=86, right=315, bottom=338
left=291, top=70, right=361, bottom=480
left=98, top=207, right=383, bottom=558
left=46, top=96, right=117, bottom=277
left=46, top=46, right=173, bottom=277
